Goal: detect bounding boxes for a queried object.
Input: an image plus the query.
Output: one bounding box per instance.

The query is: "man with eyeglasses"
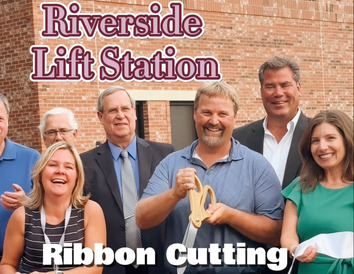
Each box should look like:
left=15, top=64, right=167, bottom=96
left=81, top=86, right=174, bottom=274
left=0, top=93, right=40, bottom=260
left=38, top=107, right=78, bottom=148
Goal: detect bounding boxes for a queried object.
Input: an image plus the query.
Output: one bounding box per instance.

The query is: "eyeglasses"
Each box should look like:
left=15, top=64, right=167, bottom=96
left=44, top=129, right=74, bottom=137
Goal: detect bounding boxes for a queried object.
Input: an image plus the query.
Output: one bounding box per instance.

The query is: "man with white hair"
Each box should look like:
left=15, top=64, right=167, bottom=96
left=38, top=107, right=78, bottom=148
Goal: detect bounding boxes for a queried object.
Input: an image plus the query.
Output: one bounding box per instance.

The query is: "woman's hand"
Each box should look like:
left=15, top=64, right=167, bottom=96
left=297, top=245, right=318, bottom=263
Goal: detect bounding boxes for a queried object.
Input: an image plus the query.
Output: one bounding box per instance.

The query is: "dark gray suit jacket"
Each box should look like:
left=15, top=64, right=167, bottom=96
left=233, top=112, right=310, bottom=189
left=81, top=137, right=174, bottom=274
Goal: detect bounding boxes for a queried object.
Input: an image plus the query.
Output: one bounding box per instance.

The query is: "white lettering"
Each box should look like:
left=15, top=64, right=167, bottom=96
left=136, top=247, right=156, bottom=265
left=187, top=247, right=208, bottom=265
left=72, top=243, right=93, bottom=265
left=43, top=244, right=62, bottom=265
left=166, top=243, right=187, bottom=266
left=42, top=243, right=287, bottom=271
left=236, top=242, right=246, bottom=265
left=63, top=243, right=73, bottom=265
left=222, top=243, right=235, bottom=265
left=247, top=247, right=266, bottom=265
left=209, top=243, right=222, bottom=265
left=115, top=247, right=136, bottom=265
left=94, top=243, right=114, bottom=265
left=267, top=247, right=288, bottom=271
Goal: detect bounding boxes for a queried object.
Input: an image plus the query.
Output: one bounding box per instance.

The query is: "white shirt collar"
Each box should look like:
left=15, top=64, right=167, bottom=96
left=263, top=108, right=301, bottom=134
left=262, top=109, right=302, bottom=185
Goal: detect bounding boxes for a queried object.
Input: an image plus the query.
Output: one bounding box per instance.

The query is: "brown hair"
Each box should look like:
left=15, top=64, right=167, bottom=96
left=299, top=110, right=353, bottom=192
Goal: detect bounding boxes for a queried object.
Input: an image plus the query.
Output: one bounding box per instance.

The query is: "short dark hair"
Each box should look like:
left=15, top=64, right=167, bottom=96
left=258, top=56, right=300, bottom=85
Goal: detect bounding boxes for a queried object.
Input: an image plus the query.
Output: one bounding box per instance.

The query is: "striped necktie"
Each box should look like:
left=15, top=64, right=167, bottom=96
left=121, top=149, right=142, bottom=262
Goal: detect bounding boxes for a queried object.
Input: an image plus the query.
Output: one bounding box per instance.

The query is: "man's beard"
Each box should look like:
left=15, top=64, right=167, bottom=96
left=200, top=126, right=224, bottom=147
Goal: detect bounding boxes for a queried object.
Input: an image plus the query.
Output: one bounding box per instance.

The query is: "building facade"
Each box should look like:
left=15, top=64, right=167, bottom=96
left=1, top=0, right=353, bottom=153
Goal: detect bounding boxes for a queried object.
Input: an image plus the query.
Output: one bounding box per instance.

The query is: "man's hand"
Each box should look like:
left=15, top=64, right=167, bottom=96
left=172, top=168, right=197, bottom=200
left=1, top=184, right=29, bottom=210
left=205, top=203, right=231, bottom=225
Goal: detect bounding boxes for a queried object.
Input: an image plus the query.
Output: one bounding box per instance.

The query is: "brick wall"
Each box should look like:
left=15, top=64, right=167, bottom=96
left=143, top=101, right=172, bottom=143
left=0, top=0, right=352, bottom=153
left=0, top=0, right=41, bottom=149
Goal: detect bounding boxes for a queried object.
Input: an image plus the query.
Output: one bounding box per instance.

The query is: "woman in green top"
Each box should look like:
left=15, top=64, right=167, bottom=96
left=281, top=110, right=353, bottom=274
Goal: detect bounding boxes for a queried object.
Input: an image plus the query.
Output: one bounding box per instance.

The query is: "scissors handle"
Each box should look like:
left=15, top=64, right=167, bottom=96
left=188, top=176, right=216, bottom=228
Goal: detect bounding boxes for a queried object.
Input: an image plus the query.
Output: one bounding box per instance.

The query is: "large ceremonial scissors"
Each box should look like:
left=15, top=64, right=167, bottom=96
left=177, top=176, right=217, bottom=274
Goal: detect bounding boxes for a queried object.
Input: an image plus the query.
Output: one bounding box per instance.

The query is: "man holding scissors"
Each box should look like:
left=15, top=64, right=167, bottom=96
left=136, top=81, right=284, bottom=273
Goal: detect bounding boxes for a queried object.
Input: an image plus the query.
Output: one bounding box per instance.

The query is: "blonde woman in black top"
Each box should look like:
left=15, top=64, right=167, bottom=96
left=0, top=142, right=106, bottom=274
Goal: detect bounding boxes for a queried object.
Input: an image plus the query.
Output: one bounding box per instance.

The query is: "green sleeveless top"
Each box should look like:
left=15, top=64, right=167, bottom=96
left=282, top=178, right=353, bottom=274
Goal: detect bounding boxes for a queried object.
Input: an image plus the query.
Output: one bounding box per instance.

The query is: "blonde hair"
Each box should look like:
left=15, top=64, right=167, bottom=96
left=26, top=142, right=89, bottom=210
left=194, top=81, right=239, bottom=114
